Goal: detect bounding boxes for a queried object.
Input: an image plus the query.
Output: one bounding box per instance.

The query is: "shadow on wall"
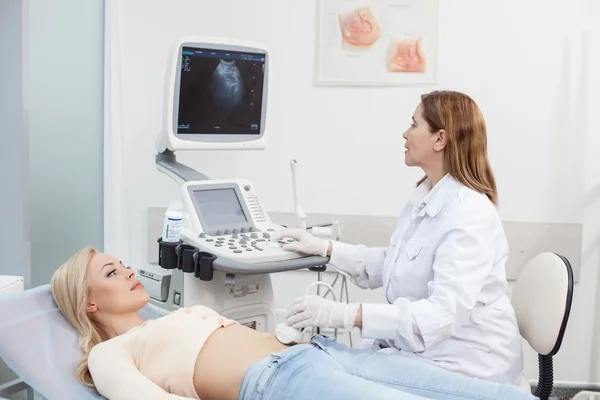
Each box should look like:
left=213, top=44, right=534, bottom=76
left=586, top=183, right=600, bottom=380
left=582, top=184, right=600, bottom=266
left=549, top=34, right=582, bottom=229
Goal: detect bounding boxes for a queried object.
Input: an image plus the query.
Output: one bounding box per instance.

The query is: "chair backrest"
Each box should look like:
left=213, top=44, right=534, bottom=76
left=511, top=252, right=574, bottom=356
left=0, top=284, right=161, bottom=399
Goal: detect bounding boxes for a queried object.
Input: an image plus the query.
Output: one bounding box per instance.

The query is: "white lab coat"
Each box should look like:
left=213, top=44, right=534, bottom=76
left=329, top=174, right=524, bottom=384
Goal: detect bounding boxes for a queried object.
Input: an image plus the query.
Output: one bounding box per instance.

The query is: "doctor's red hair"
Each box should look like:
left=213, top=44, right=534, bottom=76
left=417, top=90, right=498, bottom=206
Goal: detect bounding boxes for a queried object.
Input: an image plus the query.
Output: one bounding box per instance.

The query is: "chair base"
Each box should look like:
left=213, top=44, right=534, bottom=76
left=535, top=354, right=554, bottom=400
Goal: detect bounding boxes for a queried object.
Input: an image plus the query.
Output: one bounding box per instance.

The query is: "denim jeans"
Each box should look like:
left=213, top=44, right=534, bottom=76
left=238, top=335, right=537, bottom=400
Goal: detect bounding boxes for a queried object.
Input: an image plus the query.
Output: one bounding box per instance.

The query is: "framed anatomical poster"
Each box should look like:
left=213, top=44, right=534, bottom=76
left=315, top=0, right=439, bottom=86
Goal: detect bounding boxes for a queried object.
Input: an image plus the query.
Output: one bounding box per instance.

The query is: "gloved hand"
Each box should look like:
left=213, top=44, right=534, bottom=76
left=270, top=229, right=330, bottom=257
left=285, top=295, right=360, bottom=331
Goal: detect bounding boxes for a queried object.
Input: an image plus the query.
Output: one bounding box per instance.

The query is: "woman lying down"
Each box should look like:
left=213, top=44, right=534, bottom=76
left=50, top=247, right=537, bottom=400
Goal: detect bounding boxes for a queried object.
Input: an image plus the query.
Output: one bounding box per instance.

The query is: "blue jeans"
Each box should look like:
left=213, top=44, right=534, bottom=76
left=238, top=335, right=537, bottom=400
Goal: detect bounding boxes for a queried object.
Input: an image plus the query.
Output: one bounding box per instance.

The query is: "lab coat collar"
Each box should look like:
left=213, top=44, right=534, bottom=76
left=410, top=173, right=463, bottom=217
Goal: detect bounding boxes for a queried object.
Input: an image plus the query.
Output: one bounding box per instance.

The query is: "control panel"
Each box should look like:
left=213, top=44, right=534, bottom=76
left=181, top=227, right=299, bottom=264
left=179, top=179, right=303, bottom=264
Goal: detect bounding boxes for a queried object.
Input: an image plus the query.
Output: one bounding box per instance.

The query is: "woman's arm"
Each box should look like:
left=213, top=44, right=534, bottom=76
left=272, top=229, right=389, bottom=290
left=327, top=204, right=413, bottom=289
left=359, top=197, right=504, bottom=352
left=328, top=241, right=388, bottom=289
left=88, top=343, right=195, bottom=400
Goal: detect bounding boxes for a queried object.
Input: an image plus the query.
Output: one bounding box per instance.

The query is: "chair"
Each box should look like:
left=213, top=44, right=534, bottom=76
left=512, top=252, right=574, bottom=400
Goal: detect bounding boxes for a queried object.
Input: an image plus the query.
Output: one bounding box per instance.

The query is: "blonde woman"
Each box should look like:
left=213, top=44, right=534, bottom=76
left=50, top=247, right=536, bottom=400
left=275, top=90, right=524, bottom=385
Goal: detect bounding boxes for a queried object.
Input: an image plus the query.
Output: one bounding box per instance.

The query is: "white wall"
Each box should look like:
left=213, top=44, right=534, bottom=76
left=106, top=0, right=600, bottom=385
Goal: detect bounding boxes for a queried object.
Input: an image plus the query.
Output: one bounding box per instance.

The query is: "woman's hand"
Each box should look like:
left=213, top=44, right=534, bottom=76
left=270, top=229, right=332, bottom=257
left=285, top=295, right=360, bottom=331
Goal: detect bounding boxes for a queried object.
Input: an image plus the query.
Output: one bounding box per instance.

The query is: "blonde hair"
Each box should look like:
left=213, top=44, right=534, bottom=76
left=50, top=247, right=107, bottom=387
left=417, top=90, right=498, bottom=205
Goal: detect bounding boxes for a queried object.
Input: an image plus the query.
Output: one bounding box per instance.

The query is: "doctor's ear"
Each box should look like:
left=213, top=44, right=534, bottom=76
left=433, top=129, right=447, bottom=152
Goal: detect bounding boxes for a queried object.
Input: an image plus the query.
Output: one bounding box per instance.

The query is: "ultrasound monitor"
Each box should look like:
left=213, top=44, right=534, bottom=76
left=157, top=37, right=270, bottom=153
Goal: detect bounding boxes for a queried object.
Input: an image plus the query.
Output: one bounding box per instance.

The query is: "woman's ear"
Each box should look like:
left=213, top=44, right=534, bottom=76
left=433, top=129, right=447, bottom=152
left=86, top=302, right=98, bottom=313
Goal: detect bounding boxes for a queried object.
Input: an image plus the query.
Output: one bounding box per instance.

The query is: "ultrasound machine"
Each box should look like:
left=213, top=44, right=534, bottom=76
left=138, top=37, right=331, bottom=333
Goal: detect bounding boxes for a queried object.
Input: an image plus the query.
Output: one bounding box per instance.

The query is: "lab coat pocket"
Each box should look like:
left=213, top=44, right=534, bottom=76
left=404, top=241, right=424, bottom=260
left=469, top=307, right=484, bottom=325
left=467, top=309, right=492, bottom=353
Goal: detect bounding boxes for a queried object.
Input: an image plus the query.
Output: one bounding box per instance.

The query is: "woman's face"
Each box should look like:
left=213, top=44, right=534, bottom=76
left=86, top=252, right=150, bottom=316
left=402, top=102, right=444, bottom=167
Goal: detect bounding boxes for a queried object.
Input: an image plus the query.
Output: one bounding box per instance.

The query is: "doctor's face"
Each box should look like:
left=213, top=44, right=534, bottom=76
left=86, top=253, right=150, bottom=317
left=402, top=102, right=441, bottom=168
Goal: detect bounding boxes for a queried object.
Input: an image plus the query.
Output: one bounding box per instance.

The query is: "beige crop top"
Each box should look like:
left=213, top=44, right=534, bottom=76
left=88, top=305, right=238, bottom=400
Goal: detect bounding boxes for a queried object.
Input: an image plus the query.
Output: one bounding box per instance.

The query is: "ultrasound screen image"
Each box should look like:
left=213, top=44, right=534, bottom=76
left=177, top=47, right=265, bottom=135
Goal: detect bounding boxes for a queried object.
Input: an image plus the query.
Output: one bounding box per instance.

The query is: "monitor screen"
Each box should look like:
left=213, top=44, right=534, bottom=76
left=176, top=46, right=266, bottom=136
left=193, top=188, right=248, bottom=227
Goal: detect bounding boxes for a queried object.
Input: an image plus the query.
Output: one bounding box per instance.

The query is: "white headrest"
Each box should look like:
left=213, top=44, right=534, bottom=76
left=0, top=284, right=160, bottom=399
left=511, top=252, right=573, bottom=356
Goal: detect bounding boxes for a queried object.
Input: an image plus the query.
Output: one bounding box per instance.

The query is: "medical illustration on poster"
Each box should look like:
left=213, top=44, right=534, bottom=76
left=315, top=0, right=438, bottom=86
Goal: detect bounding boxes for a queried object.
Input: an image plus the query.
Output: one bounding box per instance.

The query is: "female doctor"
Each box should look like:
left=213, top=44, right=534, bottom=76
left=272, top=90, right=524, bottom=385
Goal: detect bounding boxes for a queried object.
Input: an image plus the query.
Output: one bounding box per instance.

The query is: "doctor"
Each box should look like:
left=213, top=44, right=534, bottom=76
left=273, top=90, right=524, bottom=385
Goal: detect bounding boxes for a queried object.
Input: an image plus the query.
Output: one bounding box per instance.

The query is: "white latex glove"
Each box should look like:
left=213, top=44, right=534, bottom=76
left=285, top=295, right=360, bottom=331
left=270, top=229, right=329, bottom=257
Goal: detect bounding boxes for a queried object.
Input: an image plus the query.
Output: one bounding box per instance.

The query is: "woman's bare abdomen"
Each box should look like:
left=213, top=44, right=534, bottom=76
left=193, top=324, right=291, bottom=400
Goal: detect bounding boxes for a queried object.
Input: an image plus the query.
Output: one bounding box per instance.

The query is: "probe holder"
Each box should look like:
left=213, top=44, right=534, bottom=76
left=157, top=237, right=182, bottom=270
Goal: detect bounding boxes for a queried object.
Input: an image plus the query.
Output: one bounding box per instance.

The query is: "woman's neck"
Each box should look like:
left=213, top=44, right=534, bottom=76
left=423, top=162, right=448, bottom=188
left=98, top=313, right=146, bottom=339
